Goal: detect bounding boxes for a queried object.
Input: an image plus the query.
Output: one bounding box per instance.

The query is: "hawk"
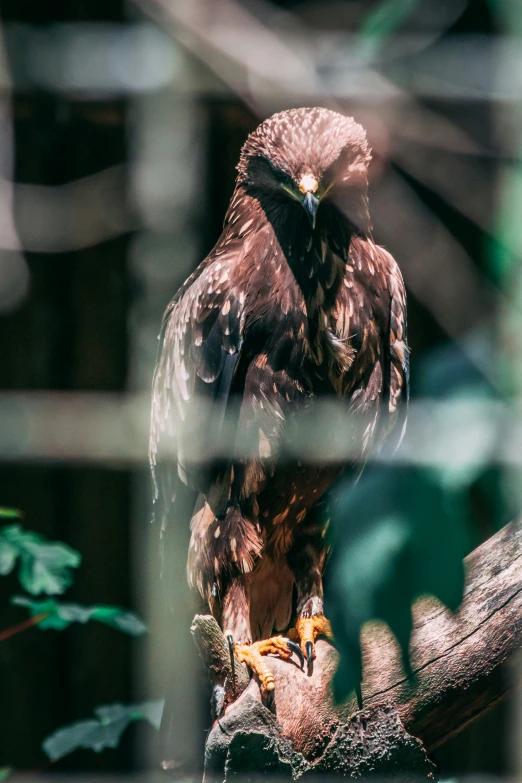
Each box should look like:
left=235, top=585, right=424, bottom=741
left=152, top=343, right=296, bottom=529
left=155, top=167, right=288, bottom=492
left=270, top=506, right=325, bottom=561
left=150, top=107, right=409, bottom=704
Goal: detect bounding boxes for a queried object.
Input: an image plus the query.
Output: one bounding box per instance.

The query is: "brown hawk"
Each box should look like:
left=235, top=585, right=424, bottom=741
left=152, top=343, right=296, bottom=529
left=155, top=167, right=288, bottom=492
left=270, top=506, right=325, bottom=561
left=150, top=107, right=409, bottom=704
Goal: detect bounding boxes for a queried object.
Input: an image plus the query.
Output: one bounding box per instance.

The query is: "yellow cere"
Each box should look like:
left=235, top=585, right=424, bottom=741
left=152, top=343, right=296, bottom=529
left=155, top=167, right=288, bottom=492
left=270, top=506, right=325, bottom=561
left=298, top=173, right=319, bottom=194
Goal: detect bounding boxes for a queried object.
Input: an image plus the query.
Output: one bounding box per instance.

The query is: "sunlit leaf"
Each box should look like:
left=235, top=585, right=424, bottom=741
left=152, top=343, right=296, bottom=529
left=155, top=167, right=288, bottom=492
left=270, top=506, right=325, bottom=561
left=11, top=597, right=147, bottom=635
left=0, top=525, right=80, bottom=595
left=42, top=700, right=164, bottom=761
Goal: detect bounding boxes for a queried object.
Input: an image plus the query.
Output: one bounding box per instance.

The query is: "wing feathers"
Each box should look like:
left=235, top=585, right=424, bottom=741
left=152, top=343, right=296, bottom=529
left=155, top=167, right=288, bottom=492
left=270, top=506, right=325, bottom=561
left=150, top=254, right=245, bottom=538
left=378, top=246, right=410, bottom=448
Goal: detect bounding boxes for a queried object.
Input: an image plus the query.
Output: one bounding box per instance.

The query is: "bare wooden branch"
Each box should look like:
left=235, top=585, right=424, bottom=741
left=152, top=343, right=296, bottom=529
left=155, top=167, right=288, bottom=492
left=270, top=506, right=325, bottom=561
left=196, top=521, right=522, bottom=778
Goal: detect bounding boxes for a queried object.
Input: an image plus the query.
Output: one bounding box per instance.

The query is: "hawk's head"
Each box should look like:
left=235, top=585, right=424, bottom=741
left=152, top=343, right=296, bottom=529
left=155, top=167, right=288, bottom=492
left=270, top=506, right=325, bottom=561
left=237, top=107, right=371, bottom=234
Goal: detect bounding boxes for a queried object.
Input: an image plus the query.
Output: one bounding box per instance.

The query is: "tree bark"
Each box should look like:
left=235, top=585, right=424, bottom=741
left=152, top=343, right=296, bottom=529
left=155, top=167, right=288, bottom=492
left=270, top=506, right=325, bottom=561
left=192, top=521, right=522, bottom=779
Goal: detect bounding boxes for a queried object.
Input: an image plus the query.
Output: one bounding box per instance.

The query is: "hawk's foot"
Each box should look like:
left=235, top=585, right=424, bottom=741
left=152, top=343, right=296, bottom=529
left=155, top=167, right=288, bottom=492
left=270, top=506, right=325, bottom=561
left=226, top=633, right=304, bottom=700
left=288, top=615, right=333, bottom=669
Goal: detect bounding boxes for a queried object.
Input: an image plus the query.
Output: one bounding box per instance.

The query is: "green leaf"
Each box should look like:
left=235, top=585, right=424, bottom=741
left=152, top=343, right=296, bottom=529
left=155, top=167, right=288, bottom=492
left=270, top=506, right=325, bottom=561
left=19, top=540, right=80, bottom=595
left=43, top=717, right=128, bottom=761
left=42, top=700, right=164, bottom=761
left=0, top=768, right=14, bottom=781
left=0, top=508, right=22, bottom=519
left=11, top=597, right=147, bottom=636
left=89, top=606, right=148, bottom=636
left=329, top=465, right=470, bottom=703
left=128, top=699, right=164, bottom=729
left=0, top=525, right=81, bottom=595
left=0, top=539, right=18, bottom=577
left=0, top=515, right=24, bottom=576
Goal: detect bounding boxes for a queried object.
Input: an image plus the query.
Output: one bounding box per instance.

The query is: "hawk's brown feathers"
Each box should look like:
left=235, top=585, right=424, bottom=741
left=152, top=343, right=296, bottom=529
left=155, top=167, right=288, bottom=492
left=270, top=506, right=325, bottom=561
left=150, top=107, right=409, bottom=646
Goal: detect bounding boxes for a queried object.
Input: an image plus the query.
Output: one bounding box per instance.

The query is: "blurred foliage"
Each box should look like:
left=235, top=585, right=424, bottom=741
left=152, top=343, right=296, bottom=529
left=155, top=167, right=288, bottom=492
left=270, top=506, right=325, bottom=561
left=0, top=517, right=153, bottom=768
left=11, top=596, right=147, bottom=636
left=357, top=0, right=421, bottom=60
left=0, top=523, right=81, bottom=595
left=414, top=331, right=514, bottom=535
left=42, top=701, right=164, bottom=762
left=328, top=464, right=471, bottom=702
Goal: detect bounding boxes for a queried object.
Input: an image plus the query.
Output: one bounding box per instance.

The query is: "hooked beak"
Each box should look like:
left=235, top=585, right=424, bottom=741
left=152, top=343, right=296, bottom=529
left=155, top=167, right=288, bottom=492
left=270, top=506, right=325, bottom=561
left=302, top=191, right=320, bottom=229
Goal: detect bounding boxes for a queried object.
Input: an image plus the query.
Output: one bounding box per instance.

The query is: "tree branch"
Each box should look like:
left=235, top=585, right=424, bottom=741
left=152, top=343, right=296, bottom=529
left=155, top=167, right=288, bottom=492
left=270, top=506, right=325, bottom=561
left=191, top=614, right=250, bottom=712
left=193, top=521, right=521, bottom=779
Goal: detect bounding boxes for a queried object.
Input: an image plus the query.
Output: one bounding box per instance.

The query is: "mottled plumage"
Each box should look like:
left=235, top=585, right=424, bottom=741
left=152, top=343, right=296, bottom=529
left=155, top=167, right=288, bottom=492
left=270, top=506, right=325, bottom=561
left=150, top=107, right=408, bottom=672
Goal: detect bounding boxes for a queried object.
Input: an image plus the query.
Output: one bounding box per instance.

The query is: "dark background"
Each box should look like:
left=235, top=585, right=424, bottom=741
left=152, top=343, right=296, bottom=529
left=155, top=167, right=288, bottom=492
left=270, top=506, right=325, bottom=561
left=0, top=0, right=512, bottom=774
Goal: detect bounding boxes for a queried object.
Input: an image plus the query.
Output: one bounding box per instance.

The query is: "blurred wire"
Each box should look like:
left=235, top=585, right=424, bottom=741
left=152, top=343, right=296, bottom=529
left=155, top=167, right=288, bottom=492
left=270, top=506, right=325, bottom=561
left=6, top=22, right=179, bottom=96
left=0, top=391, right=518, bottom=472
left=0, top=18, right=29, bottom=313
left=3, top=165, right=135, bottom=253
left=130, top=0, right=322, bottom=112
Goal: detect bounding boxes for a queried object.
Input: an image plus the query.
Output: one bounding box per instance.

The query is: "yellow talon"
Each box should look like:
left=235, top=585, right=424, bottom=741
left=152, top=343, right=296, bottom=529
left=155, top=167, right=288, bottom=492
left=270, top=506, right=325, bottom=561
left=293, top=616, right=333, bottom=665
left=233, top=635, right=300, bottom=697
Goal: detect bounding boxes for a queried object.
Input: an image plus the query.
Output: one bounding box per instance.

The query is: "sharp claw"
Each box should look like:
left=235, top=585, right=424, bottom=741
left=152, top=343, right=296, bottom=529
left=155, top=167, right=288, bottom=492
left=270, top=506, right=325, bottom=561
left=226, top=632, right=235, bottom=679
left=305, top=641, right=314, bottom=668
left=286, top=639, right=305, bottom=669
left=265, top=688, right=275, bottom=709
